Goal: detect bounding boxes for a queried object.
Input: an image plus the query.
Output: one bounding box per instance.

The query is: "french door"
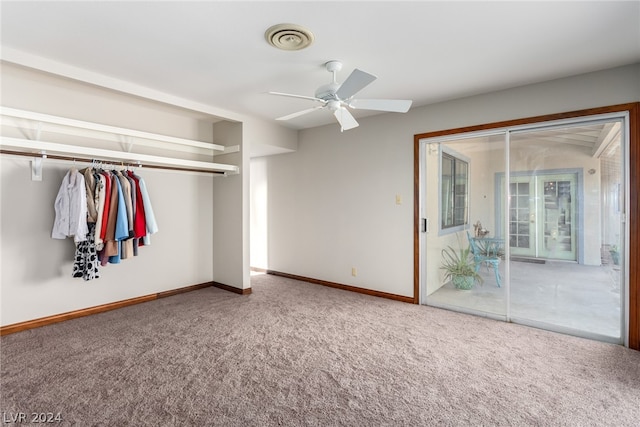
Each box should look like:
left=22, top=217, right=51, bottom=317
left=502, top=173, right=578, bottom=261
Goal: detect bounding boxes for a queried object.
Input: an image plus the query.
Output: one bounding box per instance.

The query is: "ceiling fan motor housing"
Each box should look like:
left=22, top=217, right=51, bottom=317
left=315, top=82, right=340, bottom=101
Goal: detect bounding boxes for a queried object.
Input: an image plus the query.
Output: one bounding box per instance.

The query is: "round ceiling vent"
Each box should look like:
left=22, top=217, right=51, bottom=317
left=265, top=23, right=314, bottom=51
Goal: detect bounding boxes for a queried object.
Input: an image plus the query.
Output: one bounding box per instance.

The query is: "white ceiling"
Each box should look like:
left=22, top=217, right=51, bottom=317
left=1, top=1, right=639, bottom=131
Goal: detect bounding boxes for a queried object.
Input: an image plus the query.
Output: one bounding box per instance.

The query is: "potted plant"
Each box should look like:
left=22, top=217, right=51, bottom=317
left=441, top=245, right=484, bottom=290
left=609, top=245, right=620, bottom=265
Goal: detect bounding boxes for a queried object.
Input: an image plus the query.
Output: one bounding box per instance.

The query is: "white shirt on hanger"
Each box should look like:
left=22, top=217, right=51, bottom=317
left=52, top=168, right=89, bottom=243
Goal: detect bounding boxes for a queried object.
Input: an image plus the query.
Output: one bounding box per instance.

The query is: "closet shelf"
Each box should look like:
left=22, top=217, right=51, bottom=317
left=0, top=107, right=240, bottom=174
left=0, top=137, right=239, bottom=173
left=1, top=107, right=226, bottom=152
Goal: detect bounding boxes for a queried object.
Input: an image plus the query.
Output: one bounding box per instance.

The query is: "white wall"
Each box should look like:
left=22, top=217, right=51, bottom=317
left=0, top=63, right=217, bottom=141
left=246, top=119, right=298, bottom=157
left=257, top=63, right=640, bottom=299
left=0, top=158, right=215, bottom=326
left=211, top=121, right=249, bottom=290
left=261, top=120, right=415, bottom=296
left=250, top=156, right=269, bottom=270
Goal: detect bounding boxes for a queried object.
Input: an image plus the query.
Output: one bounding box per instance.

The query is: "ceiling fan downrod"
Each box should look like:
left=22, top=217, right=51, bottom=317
left=325, top=60, right=343, bottom=84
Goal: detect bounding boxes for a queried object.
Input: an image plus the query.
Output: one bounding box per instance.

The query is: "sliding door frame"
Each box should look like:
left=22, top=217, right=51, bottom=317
left=413, top=103, right=640, bottom=350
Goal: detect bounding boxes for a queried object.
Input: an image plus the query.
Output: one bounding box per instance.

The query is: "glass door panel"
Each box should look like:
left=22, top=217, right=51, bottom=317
left=423, top=134, right=507, bottom=319
left=508, top=178, right=535, bottom=257
left=541, top=175, right=577, bottom=260
left=508, top=121, right=623, bottom=341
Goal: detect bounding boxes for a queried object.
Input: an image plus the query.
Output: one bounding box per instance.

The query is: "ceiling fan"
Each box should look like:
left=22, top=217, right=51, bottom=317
left=269, top=60, right=412, bottom=131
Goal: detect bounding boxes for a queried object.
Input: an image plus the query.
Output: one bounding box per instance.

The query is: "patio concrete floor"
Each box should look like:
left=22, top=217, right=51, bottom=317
left=426, top=258, right=622, bottom=340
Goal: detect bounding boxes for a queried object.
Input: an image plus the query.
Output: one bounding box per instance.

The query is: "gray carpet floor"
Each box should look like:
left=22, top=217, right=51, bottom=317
left=1, top=273, right=639, bottom=426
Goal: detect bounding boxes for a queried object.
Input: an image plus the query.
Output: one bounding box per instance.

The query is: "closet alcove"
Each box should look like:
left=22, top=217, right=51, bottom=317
left=0, top=103, right=247, bottom=333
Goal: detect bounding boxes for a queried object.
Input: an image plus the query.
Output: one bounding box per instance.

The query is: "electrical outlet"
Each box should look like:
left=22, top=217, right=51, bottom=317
left=351, top=267, right=357, bottom=277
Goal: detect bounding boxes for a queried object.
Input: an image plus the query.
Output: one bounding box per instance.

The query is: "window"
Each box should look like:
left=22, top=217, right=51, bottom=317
left=441, top=151, right=468, bottom=230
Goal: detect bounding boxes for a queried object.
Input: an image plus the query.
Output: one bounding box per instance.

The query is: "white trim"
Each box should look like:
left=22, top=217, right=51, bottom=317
left=623, top=113, right=631, bottom=348
left=504, top=131, right=511, bottom=322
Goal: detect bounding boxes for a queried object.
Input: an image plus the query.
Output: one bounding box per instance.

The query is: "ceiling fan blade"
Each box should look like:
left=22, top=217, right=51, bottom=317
left=333, top=108, right=359, bottom=131
left=268, top=91, right=325, bottom=103
left=276, top=105, right=325, bottom=121
left=349, top=98, right=412, bottom=113
left=335, top=69, right=377, bottom=100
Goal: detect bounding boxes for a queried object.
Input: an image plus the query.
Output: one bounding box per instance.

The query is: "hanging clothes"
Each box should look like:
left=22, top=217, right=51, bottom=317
left=97, top=170, right=113, bottom=254
left=51, top=162, right=159, bottom=278
left=123, top=172, right=139, bottom=256
left=80, top=167, right=99, bottom=224
left=101, top=171, right=122, bottom=264
left=134, top=172, right=158, bottom=245
left=107, top=172, right=130, bottom=264
left=51, top=163, right=158, bottom=279
left=115, top=171, right=134, bottom=238
left=52, top=168, right=89, bottom=243
left=72, top=223, right=100, bottom=281
left=127, top=170, right=147, bottom=239
left=127, top=170, right=147, bottom=256
left=94, top=171, right=107, bottom=251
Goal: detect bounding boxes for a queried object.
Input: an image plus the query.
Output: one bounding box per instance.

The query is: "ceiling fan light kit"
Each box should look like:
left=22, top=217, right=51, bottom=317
left=269, top=60, right=412, bottom=132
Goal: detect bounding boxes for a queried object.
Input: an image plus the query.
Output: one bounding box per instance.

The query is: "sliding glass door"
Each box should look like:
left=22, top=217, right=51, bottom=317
left=420, top=114, right=627, bottom=343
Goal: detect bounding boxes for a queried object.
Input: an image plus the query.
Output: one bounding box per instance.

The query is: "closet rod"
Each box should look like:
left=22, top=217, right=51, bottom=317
left=1, top=106, right=226, bottom=152
left=0, top=149, right=227, bottom=175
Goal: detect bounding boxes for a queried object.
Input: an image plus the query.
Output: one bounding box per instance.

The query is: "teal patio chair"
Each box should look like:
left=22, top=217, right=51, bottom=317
left=466, top=231, right=502, bottom=287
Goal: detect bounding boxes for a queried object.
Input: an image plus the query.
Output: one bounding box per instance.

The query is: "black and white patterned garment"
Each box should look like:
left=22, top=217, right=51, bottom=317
left=72, top=223, right=100, bottom=281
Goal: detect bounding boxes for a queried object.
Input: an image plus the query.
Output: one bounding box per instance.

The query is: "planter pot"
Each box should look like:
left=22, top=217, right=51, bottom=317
left=452, top=275, right=475, bottom=290
left=610, top=251, right=620, bottom=265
